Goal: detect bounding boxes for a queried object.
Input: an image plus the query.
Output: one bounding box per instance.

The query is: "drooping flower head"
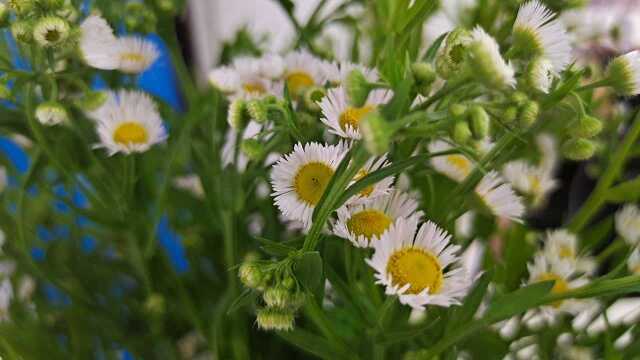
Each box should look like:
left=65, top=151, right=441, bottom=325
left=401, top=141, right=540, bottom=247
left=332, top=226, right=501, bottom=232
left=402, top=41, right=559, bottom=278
left=429, top=140, right=474, bottom=183
left=475, top=171, right=525, bottom=222
left=468, top=27, right=516, bottom=88
left=367, top=217, right=470, bottom=310
left=607, top=51, right=640, bottom=96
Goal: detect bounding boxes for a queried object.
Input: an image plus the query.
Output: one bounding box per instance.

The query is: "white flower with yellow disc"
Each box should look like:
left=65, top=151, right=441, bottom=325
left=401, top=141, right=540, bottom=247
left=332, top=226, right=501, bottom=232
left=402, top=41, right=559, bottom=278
left=282, top=51, right=330, bottom=97
left=79, top=15, right=119, bottom=70
left=345, top=155, right=395, bottom=205
left=366, top=217, right=471, bottom=310
left=334, top=191, right=423, bottom=248
left=94, top=90, right=167, bottom=155
left=324, top=61, right=379, bottom=86
left=428, top=140, right=474, bottom=182
left=475, top=171, right=525, bottom=222
left=542, top=230, right=596, bottom=275
left=318, top=86, right=392, bottom=140
left=114, top=36, right=160, bottom=74
left=503, top=160, right=557, bottom=207
left=628, top=248, right=640, bottom=275
left=270, top=142, right=348, bottom=226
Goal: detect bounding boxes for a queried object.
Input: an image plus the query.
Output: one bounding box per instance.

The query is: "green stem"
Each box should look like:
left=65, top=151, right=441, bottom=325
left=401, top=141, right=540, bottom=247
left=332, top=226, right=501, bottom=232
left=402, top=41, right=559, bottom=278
left=569, top=112, right=640, bottom=232
left=576, top=79, right=612, bottom=92
left=596, top=238, right=626, bottom=263
left=414, top=81, right=467, bottom=111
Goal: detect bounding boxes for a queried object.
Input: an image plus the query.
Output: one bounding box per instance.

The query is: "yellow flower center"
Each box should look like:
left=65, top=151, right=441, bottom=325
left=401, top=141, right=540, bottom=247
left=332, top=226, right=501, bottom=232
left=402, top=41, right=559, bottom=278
left=113, top=122, right=148, bottom=145
left=286, top=71, right=315, bottom=96
left=339, top=106, right=375, bottom=131
left=353, top=169, right=374, bottom=197
left=243, top=82, right=266, bottom=94
left=294, top=162, right=334, bottom=205
left=529, top=175, right=542, bottom=194
left=346, top=210, right=392, bottom=240
left=558, top=245, right=574, bottom=259
left=446, top=155, right=472, bottom=176
left=387, top=248, right=443, bottom=295
left=120, top=52, right=145, bottom=64
left=535, top=272, right=569, bottom=308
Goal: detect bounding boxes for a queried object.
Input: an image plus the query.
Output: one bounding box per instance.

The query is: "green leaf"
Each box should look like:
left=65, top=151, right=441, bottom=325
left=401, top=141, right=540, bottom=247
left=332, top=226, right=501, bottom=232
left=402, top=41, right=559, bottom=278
left=278, top=329, right=350, bottom=360
left=295, top=251, right=324, bottom=297
left=381, top=75, right=414, bottom=120
left=606, top=176, right=640, bottom=203
left=446, top=270, right=493, bottom=334
left=227, top=288, right=257, bottom=315
left=424, top=32, right=448, bottom=61
left=376, top=317, right=441, bottom=345
left=581, top=216, right=614, bottom=251
left=484, top=281, right=554, bottom=322
left=256, top=236, right=296, bottom=257
left=394, top=0, right=436, bottom=33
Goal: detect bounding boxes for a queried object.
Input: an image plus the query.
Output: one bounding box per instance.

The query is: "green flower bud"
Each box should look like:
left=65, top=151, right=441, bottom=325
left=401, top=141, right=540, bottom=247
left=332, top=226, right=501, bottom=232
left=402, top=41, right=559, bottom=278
left=263, top=286, right=292, bottom=308
left=240, top=139, right=263, bottom=161
left=345, top=69, right=372, bottom=107
left=469, top=105, right=490, bottom=139
left=606, top=52, right=640, bottom=96
left=33, top=16, right=70, bottom=48
left=510, top=91, right=528, bottom=107
left=526, top=57, right=554, bottom=93
left=11, top=21, right=33, bottom=43
left=303, top=86, right=326, bottom=113
left=360, top=112, right=392, bottom=155
left=57, top=5, right=79, bottom=22
left=238, top=262, right=263, bottom=289
left=36, top=102, right=68, bottom=126
left=562, top=138, right=596, bottom=161
left=452, top=121, right=472, bottom=144
left=436, top=28, right=471, bottom=79
left=518, top=101, right=539, bottom=128
left=570, top=115, right=603, bottom=138
left=144, top=293, right=166, bottom=316
left=77, top=91, right=108, bottom=112
left=282, top=276, right=296, bottom=290
left=502, top=106, right=519, bottom=124
left=256, top=307, right=295, bottom=331
left=448, top=103, right=467, bottom=119
left=227, top=99, right=250, bottom=129
left=411, top=62, right=437, bottom=90
left=246, top=99, right=269, bottom=123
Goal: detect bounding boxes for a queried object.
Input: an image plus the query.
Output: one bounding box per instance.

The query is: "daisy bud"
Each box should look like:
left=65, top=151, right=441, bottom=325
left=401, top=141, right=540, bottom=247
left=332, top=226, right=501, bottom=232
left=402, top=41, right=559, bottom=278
left=503, top=106, right=519, bottom=124
left=144, top=293, right=166, bottom=316
left=238, top=262, right=263, bottom=290
left=452, top=120, right=472, bottom=144
left=562, top=138, right=596, bottom=161
left=246, top=99, right=269, bottom=123
left=436, top=28, right=471, bottom=79
left=240, top=139, right=263, bottom=161
left=510, top=91, right=528, bottom=107
left=412, top=62, right=436, bottom=95
left=570, top=115, right=602, bottom=138
left=518, top=101, right=539, bottom=128
left=302, top=86, right=326, bottom=113
left=33, top=16, right=70, bottom=48
left=526, top=57, right=554, bottom=93
left=256, top=307, right=295, bottom=331
left=11, top=21, right=33, bottom=43
left=77, top=91, right=109, bottom=112
left=360, top=112, right=392, bottom=155
left=469, top=105, right=490, bottom=139
left=263, top=286, right=292, bottom=308
left=227, top=99, right=250, bottom=129
left=448, top=103, right=467, bottom=119
left=468, top=27, right=516, bottom=89
left=36, top=102, right=68, bottom=126
left=606, top=51, right=640, bottom=96
left=345, top=69, right=372, bottom=107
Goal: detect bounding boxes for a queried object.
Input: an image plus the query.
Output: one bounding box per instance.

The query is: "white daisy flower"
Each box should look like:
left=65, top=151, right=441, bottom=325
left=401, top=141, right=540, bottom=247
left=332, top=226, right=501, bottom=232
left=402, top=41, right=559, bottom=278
left=513, top=0, right=572, bottom=74
left=628, top=248, right=640, bottom=275
left=536, top=133, right=558, bottom=174
left=468, top=27, right=516, bottom=88
left=33, top=16, right=70, bottom=48
left=324, top=61, right=379, bottom=85
left=615, top=204, right=640, bottom=246
left=527, top=57, right=554, bottom=93
left=115, top=36, right=160, bottom=74
left=208, top=66, right=241, bottom=94
left=503, top=160, right=557, bottom=207
left=229, top=57, right=283, bottom=98
left=283, top=51, right=329, bottom=96
left=523, top=254, right=591, bottom=329
left=366, top=217, right=471, bottom=310
left=270, top=142, right=348, bottom=226
left=475, top=171, right=525, bottom=222
left=455, top=211, right=475, bottom=240
left=334, top=190, right=423, bottom=248
left=428, top=140, right=474, bottom=182
left=607, top=51, right=640, bottom=96
left=318, top=86, right=392, bottom=139
left=542, top=229, right=596, bottom=275
left=345, top=155, right=395, bottom=205
left=94, top=90, right=167, bottom=155
left=79, top=15, right=119, bottom=70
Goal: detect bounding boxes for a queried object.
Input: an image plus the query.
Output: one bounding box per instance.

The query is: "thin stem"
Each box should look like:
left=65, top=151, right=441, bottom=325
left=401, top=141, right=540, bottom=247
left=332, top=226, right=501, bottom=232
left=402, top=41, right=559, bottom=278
left=596, top=238, right=626, bottom=263
left=569, top=112, right=640, bottom=232
left=576, top=79, right=611, bottom=92
left=414, top=81, right=467, bottom=111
